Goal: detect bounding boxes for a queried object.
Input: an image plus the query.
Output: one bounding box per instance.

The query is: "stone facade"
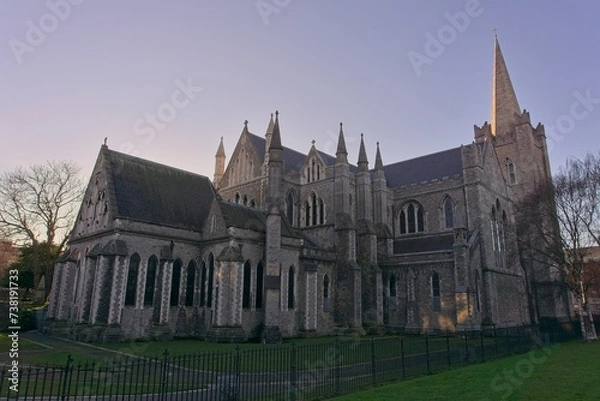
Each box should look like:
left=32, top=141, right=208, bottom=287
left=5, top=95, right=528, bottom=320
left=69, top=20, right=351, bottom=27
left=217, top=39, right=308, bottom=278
left=45, top=38, right=570, bottom=342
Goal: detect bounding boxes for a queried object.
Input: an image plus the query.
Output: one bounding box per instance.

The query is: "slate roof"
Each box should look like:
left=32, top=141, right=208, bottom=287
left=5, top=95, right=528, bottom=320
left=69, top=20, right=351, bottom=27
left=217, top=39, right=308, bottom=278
left=393, top=233, right=455, bottom=254
left=383, top=147, right=463, bottom=188
left=217, top=201, right=301, bottom=239
left=105, top=148, right=214, bottom=230
left=247, top=133, right=355, bottom=173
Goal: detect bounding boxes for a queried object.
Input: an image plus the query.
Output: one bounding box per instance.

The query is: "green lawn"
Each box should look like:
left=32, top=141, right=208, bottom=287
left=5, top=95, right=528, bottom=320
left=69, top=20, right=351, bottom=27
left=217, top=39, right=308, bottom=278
left=328, top=340, right=600, bottom=401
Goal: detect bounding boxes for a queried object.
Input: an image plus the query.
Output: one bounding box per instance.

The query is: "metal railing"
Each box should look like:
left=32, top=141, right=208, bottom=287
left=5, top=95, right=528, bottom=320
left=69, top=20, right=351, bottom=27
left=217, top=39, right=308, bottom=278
left=0, top=323, right=580, bottom=400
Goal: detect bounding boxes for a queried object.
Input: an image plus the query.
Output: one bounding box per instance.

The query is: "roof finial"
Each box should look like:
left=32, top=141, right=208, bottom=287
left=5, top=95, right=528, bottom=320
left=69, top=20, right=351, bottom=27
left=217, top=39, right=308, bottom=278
left=493, top=27, right=498, bottom=38
left=103, top=137, right=107, bottom=146
left=357, top=133, right=369, bottom=172
left=311, top=139, right=316, bottom=146
left=244, top=120, right=248, bottom=128
left=336, top=122, right=348, bottom=160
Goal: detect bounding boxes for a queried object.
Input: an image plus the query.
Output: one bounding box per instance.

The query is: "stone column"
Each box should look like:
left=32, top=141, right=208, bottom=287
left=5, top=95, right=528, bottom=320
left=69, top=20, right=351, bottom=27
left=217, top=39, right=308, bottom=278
left=78, top=256, right=97, bottom=323
left=91, top=255, right=113, bottom=324
left=47, top=261, right=64, bottom=319
left=108, top=255, right=127, bottom=325
left=205, top=239, right=246, bottom=342
left=453, top=227, right=472, bottom=330
left=303, top=261, right=318, bottom=331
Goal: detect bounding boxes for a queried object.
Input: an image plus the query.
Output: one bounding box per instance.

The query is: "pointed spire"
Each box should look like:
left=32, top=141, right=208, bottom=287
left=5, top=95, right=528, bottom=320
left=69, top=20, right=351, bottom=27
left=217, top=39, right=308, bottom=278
left=269, top=110, right=283, bottom=150
left=266, top=113, right=275, bottom=134
left=357, top=133, right=369, bottom=172
left=491, top=35, right=521, bottom=136
left=374, top=141, right=384, bottom=171
left=216, top=136, right=225, bottom=157
left=336, top=122, right=348, bottom=155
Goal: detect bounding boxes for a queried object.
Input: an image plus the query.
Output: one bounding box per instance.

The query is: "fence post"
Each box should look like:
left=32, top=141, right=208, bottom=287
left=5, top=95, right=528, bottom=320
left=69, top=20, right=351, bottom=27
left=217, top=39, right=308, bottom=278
left=370, top=338, right=376, bottom=386
left=335, top=340, right=341, bottom=395
left=425, top=334, right=431, bottom=374
left=290, top=343, right=297, bottom=401
left=60, top=354, right=73, bottom=401
left=400, top=335, right=405, bottom=379
left=446, top=334, right=451, bottom=367
left=160, top=350, right=169, bottom=400
left=480, top=330, right=485, bottom=362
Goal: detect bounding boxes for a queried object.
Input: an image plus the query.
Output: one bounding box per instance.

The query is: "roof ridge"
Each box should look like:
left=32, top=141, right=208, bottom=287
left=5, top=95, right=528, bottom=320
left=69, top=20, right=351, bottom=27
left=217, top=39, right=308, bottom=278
left=106, top=148, right=211, bottom=180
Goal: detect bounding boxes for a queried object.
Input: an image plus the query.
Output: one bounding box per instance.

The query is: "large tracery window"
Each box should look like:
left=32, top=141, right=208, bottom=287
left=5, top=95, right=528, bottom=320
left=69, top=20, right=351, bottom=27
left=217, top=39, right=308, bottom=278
left=170, top=259, right=182, bottom=307
left=304, top=193, right=326, bottom=227
left=398, top=202, right=425, bottom=234
left=144, top=255, right=158, bottom=306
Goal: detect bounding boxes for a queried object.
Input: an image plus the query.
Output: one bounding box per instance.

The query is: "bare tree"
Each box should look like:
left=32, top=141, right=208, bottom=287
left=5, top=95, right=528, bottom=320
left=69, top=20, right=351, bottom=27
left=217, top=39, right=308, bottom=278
left=516, top=153, right=599, bottom=341
left=0, top=161, right=83, bottom=251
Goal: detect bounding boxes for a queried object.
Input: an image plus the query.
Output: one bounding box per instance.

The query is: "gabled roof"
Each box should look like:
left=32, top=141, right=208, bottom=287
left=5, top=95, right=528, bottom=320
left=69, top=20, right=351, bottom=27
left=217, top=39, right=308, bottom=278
left=216, top=200, right=302, bottom=239
left=246, top=133, right=354, bottom=172
left=105, top=147, right=214, bottom=230
left=383, top=147, right=463, bottom=188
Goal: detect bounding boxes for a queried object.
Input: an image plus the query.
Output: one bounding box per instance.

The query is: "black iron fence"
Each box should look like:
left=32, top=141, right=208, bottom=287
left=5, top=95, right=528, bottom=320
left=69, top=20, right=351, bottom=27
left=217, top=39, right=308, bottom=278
left=0, top=323, right=581, bottom=401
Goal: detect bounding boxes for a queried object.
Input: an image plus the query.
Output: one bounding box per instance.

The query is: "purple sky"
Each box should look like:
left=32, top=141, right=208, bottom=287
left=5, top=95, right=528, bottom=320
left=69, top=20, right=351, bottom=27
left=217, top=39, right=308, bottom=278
left=2, top=1, right=599, bottom=181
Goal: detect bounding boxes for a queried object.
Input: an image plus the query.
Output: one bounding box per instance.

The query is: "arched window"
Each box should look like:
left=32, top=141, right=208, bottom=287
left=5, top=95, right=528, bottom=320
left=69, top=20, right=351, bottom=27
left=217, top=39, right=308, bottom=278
left=491, top=205, right=506, bottom=269
left=170, top=259, right=182, bottom=307
left=399, top=210, right=406, bottom=234
left=407, top=204, right=416, bottom=233
left=317, top=163, right=321, bottom=180
left=287, top=192, right=295, bottom=226
left=399, top=202, right=425, bottom=234
left=323, top=274, right=330, bottom=312
left=207, top=254, right=214, bottom=307
left=505, top=158, right=517, bottom=185
left=311, top=193, right=318, bottom=226
left=319, top=198, right=325, bottom=225
left=242, top=261, right=251, bottom=309
left=311, top=159, right=316, bottom=183
left=199, top=262, right=207, bottom=307
left=305, top=201, right=311, bottom=227
left=243, top=195, right=248, bottom=206
left=125, top=254, right=140, bottom=306
left=444, top=197, right=454, bottom=229
left=185, top=261, right=196, bottom=307
left=307, top=167, right=311, bottom=183
left=256, top=262, right=264, bottom=309
left=144, top=255, right=158, bottom=306
left=431, top=272, right=441, bottom=311
left=235, top=193, right=240, bottom=204
left=389, top=275, right=397, bottom=297
left=250, top=199, right=256, bottom=208
left=288, top=266, right=295, bottom=309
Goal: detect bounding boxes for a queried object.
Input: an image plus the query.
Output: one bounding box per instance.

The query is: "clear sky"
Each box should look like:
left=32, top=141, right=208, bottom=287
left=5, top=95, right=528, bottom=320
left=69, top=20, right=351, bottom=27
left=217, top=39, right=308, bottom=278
left=1, top=0, right=599, bottom=181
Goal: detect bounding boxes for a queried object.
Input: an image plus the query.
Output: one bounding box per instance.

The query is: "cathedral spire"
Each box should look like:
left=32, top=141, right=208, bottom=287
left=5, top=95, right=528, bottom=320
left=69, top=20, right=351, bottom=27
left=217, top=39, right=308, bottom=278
left=269, top=110, right=283, bottom=151
left=213, top=136, right=226, bottom=187
left=336, top=122, right=348, bottom=164
left=374, top=141, right=384, bottom=171
left=357, top=133, right=369, bottom=173
left=491, top=35, right=521, bottom=137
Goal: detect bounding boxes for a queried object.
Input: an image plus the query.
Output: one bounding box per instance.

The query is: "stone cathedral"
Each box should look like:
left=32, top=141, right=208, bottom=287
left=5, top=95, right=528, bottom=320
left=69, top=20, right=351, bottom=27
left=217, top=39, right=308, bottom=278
left=46, top=38, right=570, bottom=342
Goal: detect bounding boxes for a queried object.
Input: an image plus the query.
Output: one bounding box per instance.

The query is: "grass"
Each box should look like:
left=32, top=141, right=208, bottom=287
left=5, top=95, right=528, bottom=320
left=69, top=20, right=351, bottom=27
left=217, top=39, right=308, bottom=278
left=0, top=332, right=46, bottom=352
left=327, top=340, right=600, bottom=401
